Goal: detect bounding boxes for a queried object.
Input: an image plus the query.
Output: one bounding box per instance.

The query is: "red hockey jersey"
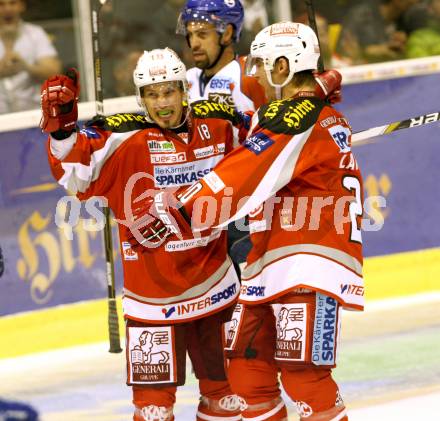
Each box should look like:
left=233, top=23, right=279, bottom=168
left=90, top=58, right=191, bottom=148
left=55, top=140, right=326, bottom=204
left=47, top=101, right=248, bottom=323
left=179, top=96, right=364, bottom=310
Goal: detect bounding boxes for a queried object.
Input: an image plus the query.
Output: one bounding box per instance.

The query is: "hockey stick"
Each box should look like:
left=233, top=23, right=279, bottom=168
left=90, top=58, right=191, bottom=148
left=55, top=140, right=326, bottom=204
left=352, top=111, right=440, bottom=145
left=304, top=0, right=324, bottom=72
left=90, top=0, right=122, bottom=353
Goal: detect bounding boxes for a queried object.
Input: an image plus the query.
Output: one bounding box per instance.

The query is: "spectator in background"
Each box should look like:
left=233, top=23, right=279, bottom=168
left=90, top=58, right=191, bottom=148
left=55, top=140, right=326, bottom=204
left=406, top=0, right=440, bottom=58
left=290, top=0, right=349, bottom=67
left=149, top=0, right=187, bottom=56
left=311, top=0, right=350, bottom=25
left=398, top=0, right=430, bottom=34
left=0, top=0, right=61, bottom=113
left=110, top=47, right=143, bottom=98
left=99, top=0, right=188, bottom=97
left=237, top=0, right=269, bottom=56
left=336, top=0, right=418, bottom=64
left=242, top=0, right=268, bottom=36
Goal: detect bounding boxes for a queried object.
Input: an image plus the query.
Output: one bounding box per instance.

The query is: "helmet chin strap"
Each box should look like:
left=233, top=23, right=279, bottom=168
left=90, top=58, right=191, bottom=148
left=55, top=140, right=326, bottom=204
left=206, top=30, right=233, bottom=72
left=171, top=105, right=191, bottom=130
left=205, top=43, right=226, bottom=71
left=265, top=67, right=295, bottom=100
left=170, top=92, right=191, bottom=130
left=142, top=106, right=154, bottom=124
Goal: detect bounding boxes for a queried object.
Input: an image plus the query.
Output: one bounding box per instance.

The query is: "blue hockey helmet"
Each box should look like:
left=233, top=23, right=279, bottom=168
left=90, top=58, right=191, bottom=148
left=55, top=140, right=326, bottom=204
left=176, top=0, right=244, bottom=42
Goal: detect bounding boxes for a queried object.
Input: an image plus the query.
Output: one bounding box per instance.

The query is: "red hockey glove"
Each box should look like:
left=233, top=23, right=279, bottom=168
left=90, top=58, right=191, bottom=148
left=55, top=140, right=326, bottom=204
left=123, top=189, right=191, bottom=252
left=40, top=68, right=80, bottom=133
left=314, top=69, right=342, bottom=104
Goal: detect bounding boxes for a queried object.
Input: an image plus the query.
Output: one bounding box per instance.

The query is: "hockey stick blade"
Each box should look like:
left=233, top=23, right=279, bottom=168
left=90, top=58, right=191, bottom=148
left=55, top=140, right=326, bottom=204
left=352, top=111, right=440, bottom=145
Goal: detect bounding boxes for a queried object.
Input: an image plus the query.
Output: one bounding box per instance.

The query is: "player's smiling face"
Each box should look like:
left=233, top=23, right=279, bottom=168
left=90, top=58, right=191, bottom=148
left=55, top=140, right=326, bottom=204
left=141, top=82, right=184, bottom=129
left=186, top=21, right=222, bottom=69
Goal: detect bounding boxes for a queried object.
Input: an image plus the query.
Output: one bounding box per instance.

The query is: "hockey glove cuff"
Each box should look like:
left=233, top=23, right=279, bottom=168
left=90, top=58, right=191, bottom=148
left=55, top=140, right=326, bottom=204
left=314, top=69, right=342, bottom=104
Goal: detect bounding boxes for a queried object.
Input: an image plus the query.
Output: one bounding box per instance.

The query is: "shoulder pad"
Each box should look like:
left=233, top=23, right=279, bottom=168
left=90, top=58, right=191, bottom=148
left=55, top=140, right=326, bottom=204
left=191, top=100, right=238, bottom=124
left=85, top=113, right=152, bottom=132
left=186, top=66, right=201, bottom=78
left=257, top=97, right=325, bottom=134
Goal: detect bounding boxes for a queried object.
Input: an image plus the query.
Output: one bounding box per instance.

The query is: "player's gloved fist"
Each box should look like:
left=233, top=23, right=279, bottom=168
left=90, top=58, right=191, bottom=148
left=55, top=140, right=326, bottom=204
left=123, top=189, right=191, bottom=252
left=314, top=69, right=342, bottom=104
left=40, top=68, right=80, bottom=133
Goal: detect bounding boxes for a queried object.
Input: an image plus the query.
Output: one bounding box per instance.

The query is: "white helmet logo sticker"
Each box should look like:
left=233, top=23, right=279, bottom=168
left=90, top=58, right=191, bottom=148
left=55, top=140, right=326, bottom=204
left=149, top=66, right=167, bottom=77
left=270, top=22, right=299, bottom=36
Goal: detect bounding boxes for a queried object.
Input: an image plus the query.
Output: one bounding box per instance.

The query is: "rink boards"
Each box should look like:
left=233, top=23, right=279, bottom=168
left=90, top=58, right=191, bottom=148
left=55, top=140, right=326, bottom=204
left=0, top=69, right=439, bottom=332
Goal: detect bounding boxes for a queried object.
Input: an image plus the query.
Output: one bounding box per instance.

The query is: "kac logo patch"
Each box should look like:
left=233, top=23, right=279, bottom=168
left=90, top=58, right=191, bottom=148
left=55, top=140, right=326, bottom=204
left=328, top=125, right=351, bottom=153
left=244, top=132, right=274, bottom=155
left=80, top=127, right=100, bottom=139
left=122, top=242, right=138, bottom=261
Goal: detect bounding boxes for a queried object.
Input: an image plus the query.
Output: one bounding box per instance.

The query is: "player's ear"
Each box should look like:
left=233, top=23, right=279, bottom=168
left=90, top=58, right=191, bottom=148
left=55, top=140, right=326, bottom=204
left=275, top=57, right=290, bottom=77
left=220, top=24, right=234, bottom=46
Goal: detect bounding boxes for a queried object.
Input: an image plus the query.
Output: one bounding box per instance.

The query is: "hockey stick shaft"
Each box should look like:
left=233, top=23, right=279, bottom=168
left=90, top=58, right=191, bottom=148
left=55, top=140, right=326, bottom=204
left=91, top=0, right=105, bottom=115
left=352, top=111, right=440, bottom=145
left=90, top=0, right=122, bottom=353
left=304, top=0, right=324, bottom=72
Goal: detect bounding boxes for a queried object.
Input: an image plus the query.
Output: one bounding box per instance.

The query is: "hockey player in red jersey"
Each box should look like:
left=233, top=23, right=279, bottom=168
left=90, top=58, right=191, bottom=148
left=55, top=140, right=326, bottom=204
left=176, top=0, right=342, bottom=279
left=128, top=23, right=360, bottom=421
left=41, top=48, right=248, bottom=421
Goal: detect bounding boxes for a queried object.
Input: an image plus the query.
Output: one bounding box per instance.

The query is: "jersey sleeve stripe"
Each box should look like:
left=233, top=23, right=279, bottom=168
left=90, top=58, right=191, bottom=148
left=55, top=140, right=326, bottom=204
left=49, top=132, right=77, bottom=160
left=57, top=130, right=137, bottom=193
left=215, top=126, right=313, bottom=228
left=239, top=254, right=364, bottom=310
left=122, top=267, right=239, bottom=323
left=123, top=257, right=233, bottom=304
left=242, top=244, right=363, bottom=280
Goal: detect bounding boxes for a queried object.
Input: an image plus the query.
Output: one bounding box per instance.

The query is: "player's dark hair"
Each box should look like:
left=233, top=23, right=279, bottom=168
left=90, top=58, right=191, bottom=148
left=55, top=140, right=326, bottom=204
left=292, top=70, right=315, bottom=87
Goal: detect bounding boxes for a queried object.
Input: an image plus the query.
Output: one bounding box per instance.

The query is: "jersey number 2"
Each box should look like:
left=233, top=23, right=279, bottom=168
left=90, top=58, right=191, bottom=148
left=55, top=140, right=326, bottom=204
left=342, top=176, right=362, bottom=244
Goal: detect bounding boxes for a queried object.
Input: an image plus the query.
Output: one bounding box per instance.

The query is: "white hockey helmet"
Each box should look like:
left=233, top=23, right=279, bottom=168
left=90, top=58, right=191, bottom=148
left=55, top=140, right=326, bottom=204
left=245, top=22, right=320, bottom=97
left=133, top=48, right=188, bottom=120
